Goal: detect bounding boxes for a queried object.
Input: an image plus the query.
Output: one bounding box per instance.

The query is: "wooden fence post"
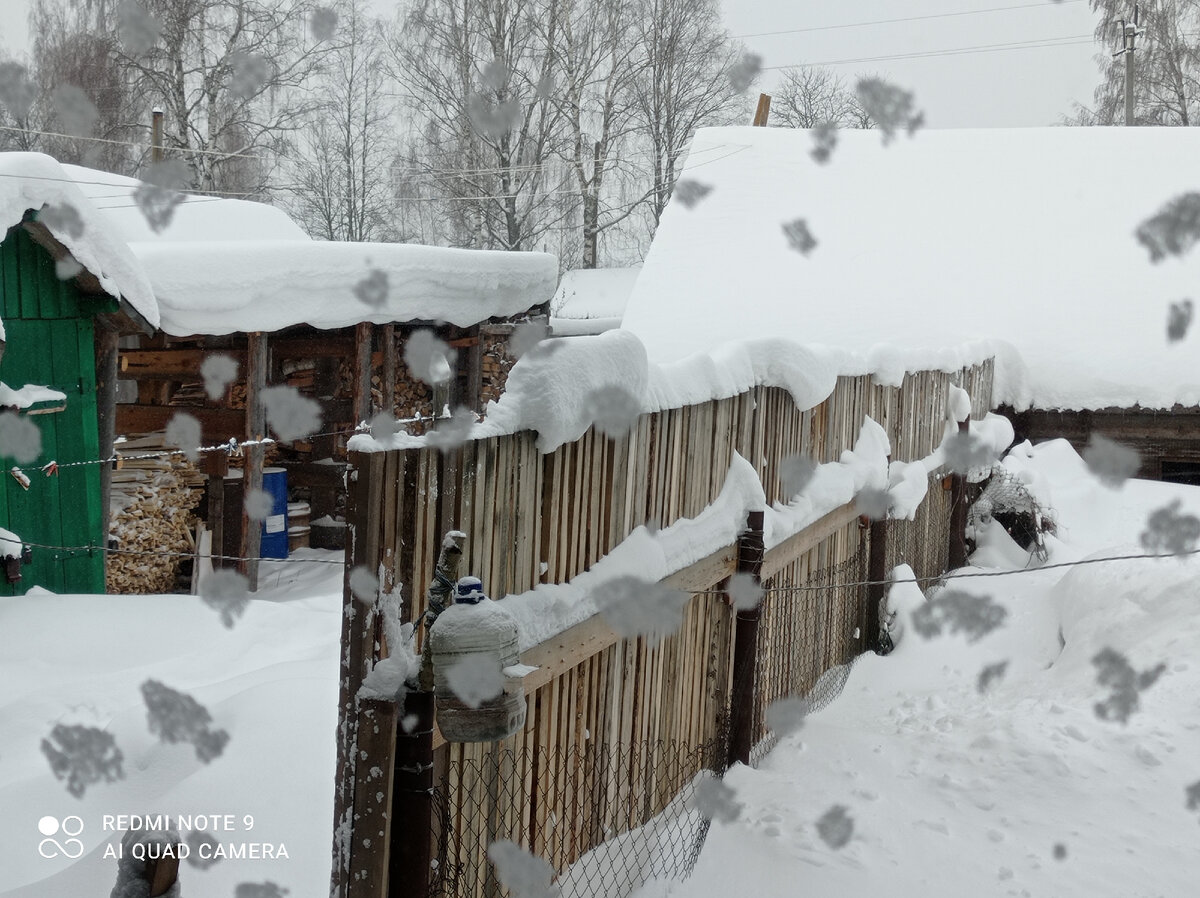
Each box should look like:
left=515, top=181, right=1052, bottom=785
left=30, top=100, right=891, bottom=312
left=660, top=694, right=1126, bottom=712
left=390, top=689, right=435, bottom=898
left=727, top=509, right=765, bottom=768
left=112, top=829, right=180, bottom=897
left=948, top=417, right=970, bottom=570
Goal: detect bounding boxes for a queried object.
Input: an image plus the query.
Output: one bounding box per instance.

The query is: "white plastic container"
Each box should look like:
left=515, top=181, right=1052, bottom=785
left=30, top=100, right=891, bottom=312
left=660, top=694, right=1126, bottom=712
left=429, top=598, right=527, bottom=742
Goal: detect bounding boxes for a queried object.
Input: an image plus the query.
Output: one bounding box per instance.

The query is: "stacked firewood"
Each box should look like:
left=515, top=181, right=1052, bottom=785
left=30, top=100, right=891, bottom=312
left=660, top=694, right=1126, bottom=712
left=106, top=434, right=205, bottom=594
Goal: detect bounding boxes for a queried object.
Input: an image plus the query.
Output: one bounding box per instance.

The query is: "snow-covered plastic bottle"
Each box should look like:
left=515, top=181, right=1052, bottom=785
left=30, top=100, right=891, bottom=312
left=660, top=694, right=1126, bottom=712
left=429, top=576, right=527, bottom=742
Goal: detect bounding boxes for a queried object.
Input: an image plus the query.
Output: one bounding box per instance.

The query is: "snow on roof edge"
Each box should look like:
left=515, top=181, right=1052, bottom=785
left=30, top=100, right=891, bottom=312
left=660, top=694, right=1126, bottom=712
left=350, top=328, right=1003, bottom=455
left=0, top=153, right=160, bottom=328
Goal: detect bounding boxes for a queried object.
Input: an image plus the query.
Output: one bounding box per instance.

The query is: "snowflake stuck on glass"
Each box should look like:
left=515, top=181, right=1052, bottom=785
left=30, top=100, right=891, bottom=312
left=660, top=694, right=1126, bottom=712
left=141, top=679, right=230, bottom=763
left=41, top=723, right=125, bottom=798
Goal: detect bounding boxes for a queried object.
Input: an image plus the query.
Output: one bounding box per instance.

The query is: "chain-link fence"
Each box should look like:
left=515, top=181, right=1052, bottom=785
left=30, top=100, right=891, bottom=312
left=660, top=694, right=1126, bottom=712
left=430, top=733, right=728, bottom=898
left=749, top=544, right=869, bottom=767
left=887, top=477, right=953, bottom=588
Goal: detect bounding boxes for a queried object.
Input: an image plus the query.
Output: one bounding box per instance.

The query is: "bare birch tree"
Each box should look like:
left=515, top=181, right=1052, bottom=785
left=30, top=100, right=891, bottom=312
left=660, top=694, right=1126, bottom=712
left=773, top=67, right=874, bottom=130
left=631, top=0, right=747, bottom=230
left=386, top=0, right=572, bottom=252
left=287, top=0, right=397, bottom=241
left=91, top=0, right=332, bottom=193
left=1086, top=0, right=1200, bottom=125
left=547, top=0, right=648, bottom=267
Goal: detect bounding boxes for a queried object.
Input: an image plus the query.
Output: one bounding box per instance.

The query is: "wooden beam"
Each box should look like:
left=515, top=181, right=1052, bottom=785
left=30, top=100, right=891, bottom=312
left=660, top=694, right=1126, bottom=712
left=759, top=501, right=859, bottom=581
left=120, top=348, right=247, bottom=379
left=662, top=544, right=737, bottom=592
left=282, top=460, right=348, bottom=488
left=116, top=404, right=244, bottom=441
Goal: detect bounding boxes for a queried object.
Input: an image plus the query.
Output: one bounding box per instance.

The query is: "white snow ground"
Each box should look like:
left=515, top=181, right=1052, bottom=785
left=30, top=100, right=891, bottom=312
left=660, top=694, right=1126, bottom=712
left=3, top=441, right=1199, bottom=898
left=643, top=439, right=1200, bottom=898
left=0, top=550, right=342, bottom=898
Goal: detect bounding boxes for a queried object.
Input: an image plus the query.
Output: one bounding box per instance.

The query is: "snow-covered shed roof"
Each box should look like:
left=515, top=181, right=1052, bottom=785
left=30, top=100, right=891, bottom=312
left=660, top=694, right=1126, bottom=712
left=65, top=165, right=558, bottom=337
left=621, top=126, right=1200, bottom=412
left=135, top=240, right=560, bottom=336
left=0, top=153, right=159, bottom=330
left=550, top=266, right=640, bottom=336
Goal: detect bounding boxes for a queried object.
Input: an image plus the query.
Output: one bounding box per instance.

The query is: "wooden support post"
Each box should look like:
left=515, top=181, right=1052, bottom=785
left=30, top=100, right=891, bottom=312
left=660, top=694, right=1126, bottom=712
left=113, top=828, right=179, bottom=896
left=464, top=324, right=483, bottom=414
left=948, top=417, right=971, bottom=570
left=241, top=332, right=267, bottom=590
left=311, top=357, right=339, bottom=522
left=353, top=321, right=373, bottom=424
left=205, top=449, right=229, bottom=569
left=727, top=509, right=765, bottom=768
left=866, top=517, right=889, bottom=651
left=382, top=323, right=397, bottom=417
left=95, top=319, right=120, bottom=560
left=391, top=689, right=434, bottom=898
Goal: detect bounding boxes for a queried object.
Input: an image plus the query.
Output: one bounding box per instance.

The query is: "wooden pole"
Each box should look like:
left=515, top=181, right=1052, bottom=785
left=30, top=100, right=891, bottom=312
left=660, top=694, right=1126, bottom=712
left=752, top=93, right=772, bottom=127
left=94, top=318, right=120, bottom=565
left=727, top=509, right=765, bottom=768
left=205, top=449, right=229, bottom=568
left=151, top=107, right=163, bottom=164
left=948, top=418, right=971, bottom=570
left=382, top=323, right=397, bottom=417
left=353, top=321, right=373, bottom=424
left=240, top=332, right=267, bottom=589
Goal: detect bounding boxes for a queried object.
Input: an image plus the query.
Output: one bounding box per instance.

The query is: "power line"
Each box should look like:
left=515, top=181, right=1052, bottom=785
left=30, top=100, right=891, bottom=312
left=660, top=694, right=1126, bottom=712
left=764, top=33, right=1096, bottom=70
left=733, top=0, right=1087, bottom=40
left=0, top=124, right=260, bottom=160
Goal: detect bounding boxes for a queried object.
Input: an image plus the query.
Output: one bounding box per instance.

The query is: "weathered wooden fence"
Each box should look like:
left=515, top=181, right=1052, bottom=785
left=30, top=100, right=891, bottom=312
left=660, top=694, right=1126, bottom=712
left=332, top=360, right=995, bottom=898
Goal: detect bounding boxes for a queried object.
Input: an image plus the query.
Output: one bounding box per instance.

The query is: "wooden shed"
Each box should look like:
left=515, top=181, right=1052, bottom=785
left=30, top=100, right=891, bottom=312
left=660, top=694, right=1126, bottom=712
left=56, top=164, right=559, bottom=590
left=0, top=154, right=158, bottom=595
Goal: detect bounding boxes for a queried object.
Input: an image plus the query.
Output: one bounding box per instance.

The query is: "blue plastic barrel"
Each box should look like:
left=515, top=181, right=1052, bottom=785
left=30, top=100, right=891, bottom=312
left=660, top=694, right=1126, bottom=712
left=260, top=467, right=289, bottom=559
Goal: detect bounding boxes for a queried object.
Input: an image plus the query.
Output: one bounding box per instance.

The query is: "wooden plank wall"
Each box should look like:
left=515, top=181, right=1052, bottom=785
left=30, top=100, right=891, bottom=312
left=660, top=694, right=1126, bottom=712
left=351, top=361, right=995, bottom=896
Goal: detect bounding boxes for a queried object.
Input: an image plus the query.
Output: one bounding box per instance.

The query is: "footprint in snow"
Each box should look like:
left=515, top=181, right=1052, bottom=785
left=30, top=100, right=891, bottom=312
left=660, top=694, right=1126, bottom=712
left=1134, top=744, right=1162, bottom=766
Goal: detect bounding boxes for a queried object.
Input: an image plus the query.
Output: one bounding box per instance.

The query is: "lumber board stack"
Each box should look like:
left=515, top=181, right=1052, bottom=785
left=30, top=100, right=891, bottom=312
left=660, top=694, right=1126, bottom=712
left=106, top=433, right=205, bottom=594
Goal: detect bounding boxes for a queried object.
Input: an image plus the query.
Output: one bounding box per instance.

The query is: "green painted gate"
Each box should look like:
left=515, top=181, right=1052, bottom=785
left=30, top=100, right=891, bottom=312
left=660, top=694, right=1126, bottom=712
left=0, top=224, right=111, bottom=595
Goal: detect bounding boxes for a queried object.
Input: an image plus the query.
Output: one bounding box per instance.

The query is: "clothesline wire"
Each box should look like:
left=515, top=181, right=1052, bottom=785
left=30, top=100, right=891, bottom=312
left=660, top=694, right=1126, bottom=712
left=7, top=414, right=437, bottom=475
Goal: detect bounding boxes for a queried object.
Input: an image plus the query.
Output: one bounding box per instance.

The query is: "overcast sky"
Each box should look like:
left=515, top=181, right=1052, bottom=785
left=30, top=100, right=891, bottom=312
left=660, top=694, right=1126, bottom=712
left=1, top=0, right=1106, bottom=127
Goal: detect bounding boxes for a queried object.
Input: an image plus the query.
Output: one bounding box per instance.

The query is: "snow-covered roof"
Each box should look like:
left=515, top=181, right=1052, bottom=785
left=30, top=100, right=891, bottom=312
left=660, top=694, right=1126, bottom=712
left=550, top=266, right=639, bottom=336
left=63, top=164, right=557, bottom=336
left=135, top=241, right=558, bottom=336
left=621, top=126, right=1200, bottom=412
left=0, top=153, right=159, bottom=330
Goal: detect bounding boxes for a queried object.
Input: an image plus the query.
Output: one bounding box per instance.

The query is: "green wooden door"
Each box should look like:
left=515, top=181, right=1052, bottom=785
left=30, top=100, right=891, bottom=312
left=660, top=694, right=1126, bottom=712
left=0, top=225, right=108, bottom=595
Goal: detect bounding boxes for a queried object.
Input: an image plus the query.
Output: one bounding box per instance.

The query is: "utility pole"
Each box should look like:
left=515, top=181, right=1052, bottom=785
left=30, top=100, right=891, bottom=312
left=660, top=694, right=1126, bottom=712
left=1114, top=4, right=1142, bottom=126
